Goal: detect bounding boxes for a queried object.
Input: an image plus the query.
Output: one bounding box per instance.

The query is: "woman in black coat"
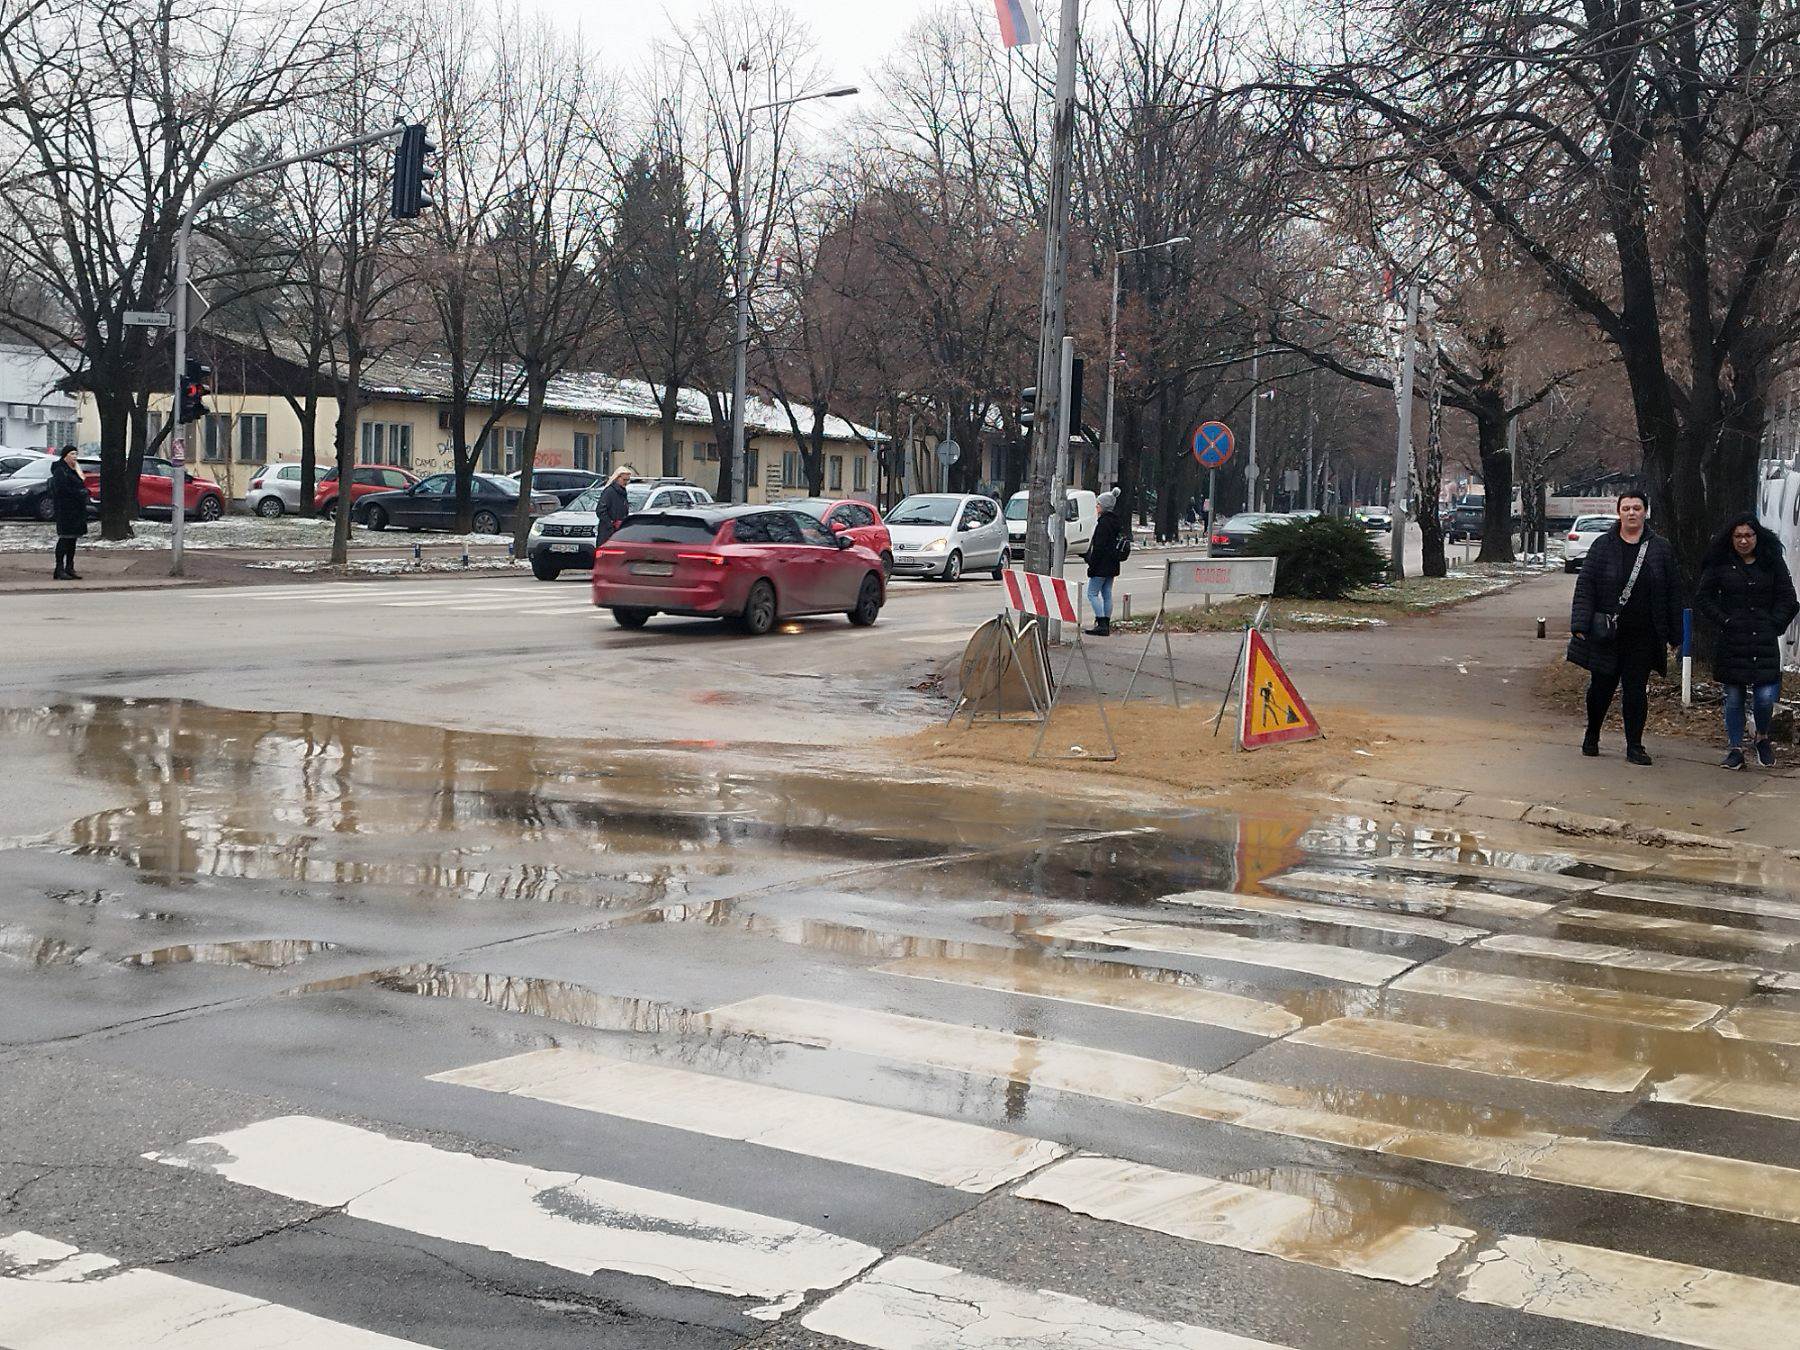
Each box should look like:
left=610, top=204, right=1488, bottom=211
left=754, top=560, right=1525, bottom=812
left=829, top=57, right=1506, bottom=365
left=49, top=445, right=89, bottom=581
left=1085, top=490, right=1124, bottom=636
left=1568, top=489, right=1682, bottom=764
left=1694, top=513, right=1798, bottom=769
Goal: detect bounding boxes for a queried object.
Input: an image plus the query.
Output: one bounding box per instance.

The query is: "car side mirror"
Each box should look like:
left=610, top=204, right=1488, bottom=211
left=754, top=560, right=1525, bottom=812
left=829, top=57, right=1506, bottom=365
left=835, top=534, right=854, bottom=549
left=829, top=519, right=847, bottom=532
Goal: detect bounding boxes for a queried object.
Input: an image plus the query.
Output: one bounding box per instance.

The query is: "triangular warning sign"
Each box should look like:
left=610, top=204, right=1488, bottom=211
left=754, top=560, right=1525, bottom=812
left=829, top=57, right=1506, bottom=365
left=1238, top=629, right=1323, bottom=750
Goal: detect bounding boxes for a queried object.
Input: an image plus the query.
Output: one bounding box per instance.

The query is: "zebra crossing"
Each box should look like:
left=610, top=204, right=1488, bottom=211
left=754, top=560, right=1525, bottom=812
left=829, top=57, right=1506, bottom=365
left=283, top=580, right=596, bottom=617
left=9, top=840, right=1800, bottom=1347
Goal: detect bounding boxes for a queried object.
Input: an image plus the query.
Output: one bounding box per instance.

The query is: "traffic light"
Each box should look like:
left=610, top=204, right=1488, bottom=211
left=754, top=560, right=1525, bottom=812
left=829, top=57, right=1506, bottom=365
left=1019, top=386, right=1037, bottom=436
left=390, top=123, right=435, bottom=220
left=179, top=360, right=210, bottom=424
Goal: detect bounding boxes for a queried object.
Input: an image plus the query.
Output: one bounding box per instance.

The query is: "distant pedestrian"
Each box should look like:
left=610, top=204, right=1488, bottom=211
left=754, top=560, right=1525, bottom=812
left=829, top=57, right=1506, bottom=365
left=1695, top=513, right=1798, bottom=770
left=596, top=464, right=635, bottom=546
left=1085, top=489, right=1126, bottom=636
left=50, top=445, right=89, bottom=581
left=1568, top=488, right=1682, bottom=764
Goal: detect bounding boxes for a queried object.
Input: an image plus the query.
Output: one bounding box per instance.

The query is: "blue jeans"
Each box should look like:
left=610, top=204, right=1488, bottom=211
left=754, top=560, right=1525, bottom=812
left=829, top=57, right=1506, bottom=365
left=1723, top=682, right=1779, bottom=746
left=1087, top=576, right=1113, bottom=620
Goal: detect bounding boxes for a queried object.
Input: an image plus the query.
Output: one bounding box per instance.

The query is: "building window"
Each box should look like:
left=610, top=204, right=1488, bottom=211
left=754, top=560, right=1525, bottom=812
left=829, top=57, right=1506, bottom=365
left=781, top=450, right=800, bottom=489
left=201, top=414, right=231, bottom=461
left=853, top=453, right=866, bottom=492
left=44, top=419, right=76, bottom=448
left=829, top=455, right=843, bottom=491
left=478, top=429, right=498, bottom=473
left=361, top=421, right=412, bottom=468
left=503, top=427, right=524, bottom=473
left=236, top=414, right=268, bottom=463
left=573, top=432, right=591, bottom=472
left=746, top=448, right=759, bottom=487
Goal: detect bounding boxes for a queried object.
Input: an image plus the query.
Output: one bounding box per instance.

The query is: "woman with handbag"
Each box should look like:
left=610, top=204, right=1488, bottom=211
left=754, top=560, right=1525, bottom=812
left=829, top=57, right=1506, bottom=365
left=1694, top=514, right=1798, bottom=769
left=1568, top=489, right=1682, bottom=764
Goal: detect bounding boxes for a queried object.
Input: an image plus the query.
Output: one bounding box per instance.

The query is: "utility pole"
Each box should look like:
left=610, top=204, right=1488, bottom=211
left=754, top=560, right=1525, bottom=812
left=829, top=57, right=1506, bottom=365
left=1024, top=0, right=1079, bottom=579
left=1390, top=277, right=1420, bottom=579
left=1245, top=352, right=1261, bottom=512
left=1303, top=370, right=1316, bottom=511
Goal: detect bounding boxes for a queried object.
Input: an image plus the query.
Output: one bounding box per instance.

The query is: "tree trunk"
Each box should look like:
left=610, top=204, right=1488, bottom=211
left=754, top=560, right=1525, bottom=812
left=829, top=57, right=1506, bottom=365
left=332, top=361, right=361, bottom=567
left=513, top=371, right=549, bottom=553
left=298, top=393, right=319, bottom=515
left=1475, top=405, right=1516, bottom=563
left=659, top=385, right=681, bottom=478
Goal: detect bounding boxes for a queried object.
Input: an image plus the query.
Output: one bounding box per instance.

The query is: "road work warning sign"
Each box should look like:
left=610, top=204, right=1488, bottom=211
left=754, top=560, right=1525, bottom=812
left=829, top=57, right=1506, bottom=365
left=1238, top=629, right=1322, bottom=750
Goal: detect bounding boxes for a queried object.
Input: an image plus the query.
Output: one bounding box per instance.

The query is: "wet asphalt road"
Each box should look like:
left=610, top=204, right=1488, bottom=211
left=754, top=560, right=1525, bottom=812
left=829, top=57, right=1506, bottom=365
left=5, top=698, right=1800, bottom=1347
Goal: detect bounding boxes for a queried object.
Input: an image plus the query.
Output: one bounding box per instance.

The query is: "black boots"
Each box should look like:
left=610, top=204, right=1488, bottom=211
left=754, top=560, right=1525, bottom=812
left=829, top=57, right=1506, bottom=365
left=1085, top=617, right=1111, bottom=637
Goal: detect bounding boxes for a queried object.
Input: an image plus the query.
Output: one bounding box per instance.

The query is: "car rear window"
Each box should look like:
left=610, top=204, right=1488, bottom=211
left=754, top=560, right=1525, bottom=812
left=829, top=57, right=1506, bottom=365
left=611, top=514, right=720, bottom=545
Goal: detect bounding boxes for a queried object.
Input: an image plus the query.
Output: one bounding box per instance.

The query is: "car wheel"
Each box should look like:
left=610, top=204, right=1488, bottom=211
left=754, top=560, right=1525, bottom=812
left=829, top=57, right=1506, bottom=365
left=941, top=550, right=963, bottom=582
left=879, top=550, right=893, bottom=577
left=317, top=498, right=336, bottom=519
left=196, top=495, right=222, bottom=522
left=741, top=580, right=777, bottom=636
left=254, top=496, right=283, bottom=518
left=613, top=607, right=651, bottom=629
left=472, top=509, right=500, bottom=535
left=34, top=496, right=55, bottom=522
left=848, top=573, right=883, bottom=626
left=991, top=556, right=1006, bottom=580
left=531, top=556, right=561, bottom=582
left=1565, top=559, right=1578, bottom=574
left=365, top=505, right=388, bottom=531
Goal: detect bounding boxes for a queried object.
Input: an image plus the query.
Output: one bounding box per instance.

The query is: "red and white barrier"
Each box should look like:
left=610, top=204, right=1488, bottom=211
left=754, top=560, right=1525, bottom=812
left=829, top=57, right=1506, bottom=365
left=1002, top=568, right=1079, bottom=624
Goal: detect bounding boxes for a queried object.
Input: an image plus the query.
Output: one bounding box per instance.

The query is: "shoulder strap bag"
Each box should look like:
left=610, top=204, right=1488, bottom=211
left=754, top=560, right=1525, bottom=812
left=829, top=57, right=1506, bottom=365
left=1590, top=539, right=1649, bottom=644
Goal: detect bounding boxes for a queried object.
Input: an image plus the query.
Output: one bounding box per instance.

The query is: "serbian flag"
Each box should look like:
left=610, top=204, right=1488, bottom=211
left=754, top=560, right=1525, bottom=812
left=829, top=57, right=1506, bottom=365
left=994, top=0, right=1045, bottom=47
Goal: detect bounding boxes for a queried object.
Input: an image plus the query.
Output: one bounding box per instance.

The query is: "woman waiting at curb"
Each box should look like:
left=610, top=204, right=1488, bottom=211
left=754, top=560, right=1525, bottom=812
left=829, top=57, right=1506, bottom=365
left=50, top=445, right=89, bottom=581
left=1694, top=514, right=1798, bottom=769
left=1568, top=488, right=1682, bottom=765
left=1085, top=490, right=1125, bottom=636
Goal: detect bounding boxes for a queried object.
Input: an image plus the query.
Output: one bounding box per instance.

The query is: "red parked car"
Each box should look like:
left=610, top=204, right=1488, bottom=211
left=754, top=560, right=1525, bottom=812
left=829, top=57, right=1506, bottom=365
left=315, top=464, right=419, bottom=517
left=782, top=497, right=893, bottom=575
left=81, top=456, right=226, bottom=520
left=593, top=504, right=886, bottom=635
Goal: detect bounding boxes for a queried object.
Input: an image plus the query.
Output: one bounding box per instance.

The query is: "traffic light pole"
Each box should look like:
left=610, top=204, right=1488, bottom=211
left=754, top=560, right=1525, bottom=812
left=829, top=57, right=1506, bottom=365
left=167, top=123, right=412, bottom=576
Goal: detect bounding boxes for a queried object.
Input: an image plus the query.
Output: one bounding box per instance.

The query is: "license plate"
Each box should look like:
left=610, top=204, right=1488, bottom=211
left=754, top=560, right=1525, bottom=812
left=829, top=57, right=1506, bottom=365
left=630, top=560, right=674, bottom=577
left=550, top=542, right=580, bottom=553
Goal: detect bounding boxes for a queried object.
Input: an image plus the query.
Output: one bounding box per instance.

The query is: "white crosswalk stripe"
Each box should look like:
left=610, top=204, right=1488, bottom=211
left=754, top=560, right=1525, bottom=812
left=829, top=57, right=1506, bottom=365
left=1034, top=914, right=1418, bottom=985
left=1158, top=886, right=1487, bottom=944
left=1365, top=855, right=1603, bottom=892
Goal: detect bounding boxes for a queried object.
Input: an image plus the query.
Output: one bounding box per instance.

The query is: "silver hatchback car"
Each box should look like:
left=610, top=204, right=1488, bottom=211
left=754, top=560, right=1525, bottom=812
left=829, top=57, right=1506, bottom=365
left=244, top=462, right=307, bottom=517
left=885, top=493, right=1008, bottom=581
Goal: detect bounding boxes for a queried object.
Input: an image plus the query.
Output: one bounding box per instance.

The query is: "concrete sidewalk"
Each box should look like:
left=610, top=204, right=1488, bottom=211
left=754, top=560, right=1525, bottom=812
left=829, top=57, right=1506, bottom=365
left=1072, top=572, right=1798, bottom=847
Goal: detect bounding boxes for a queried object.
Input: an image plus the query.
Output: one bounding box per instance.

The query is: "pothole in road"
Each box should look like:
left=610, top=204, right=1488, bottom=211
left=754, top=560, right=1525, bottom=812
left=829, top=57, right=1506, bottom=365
left=121, top=938, right=340, bottom=970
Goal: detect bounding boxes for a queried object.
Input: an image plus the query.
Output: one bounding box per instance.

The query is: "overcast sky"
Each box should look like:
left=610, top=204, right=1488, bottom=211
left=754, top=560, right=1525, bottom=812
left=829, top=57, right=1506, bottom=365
left=528, top=0, right=960, bottom=87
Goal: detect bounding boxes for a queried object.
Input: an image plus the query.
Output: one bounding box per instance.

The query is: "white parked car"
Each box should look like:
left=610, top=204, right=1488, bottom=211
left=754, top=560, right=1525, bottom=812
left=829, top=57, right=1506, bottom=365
left=1005, top=488, right=1097, bottom=560
left=527, top=477, right=713, bottom=581
left=885, top=493, right=1008, bottom=581
left=244, top=462, right=307, bottom=517
left=1562, top=513, right=1617, bottom=573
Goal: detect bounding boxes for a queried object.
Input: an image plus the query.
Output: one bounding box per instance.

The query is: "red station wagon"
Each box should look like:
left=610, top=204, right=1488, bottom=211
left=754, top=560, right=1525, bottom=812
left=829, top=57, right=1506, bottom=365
left=81, top=456, right=226, bottom=520
left=315, top=465, right=419, bottom=517
left=592, top=504, right=886, bottom=635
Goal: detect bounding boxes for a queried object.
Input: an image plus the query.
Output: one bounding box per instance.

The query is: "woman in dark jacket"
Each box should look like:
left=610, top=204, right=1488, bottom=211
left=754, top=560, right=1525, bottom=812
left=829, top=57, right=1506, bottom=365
left=1568, top=489, right=1682, bottom=764
left=595, top=464, right=635, bottom=546
left=1085, top=490, right=1124, bottom=636
left=1694, top=513, right=1798, bottom=769
left=49, top=445, right=89, bottom=581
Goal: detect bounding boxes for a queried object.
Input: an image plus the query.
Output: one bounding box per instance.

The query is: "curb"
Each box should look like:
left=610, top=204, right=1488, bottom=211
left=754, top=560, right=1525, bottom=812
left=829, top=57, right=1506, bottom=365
left=1316, top=773, right=1796, bottom=859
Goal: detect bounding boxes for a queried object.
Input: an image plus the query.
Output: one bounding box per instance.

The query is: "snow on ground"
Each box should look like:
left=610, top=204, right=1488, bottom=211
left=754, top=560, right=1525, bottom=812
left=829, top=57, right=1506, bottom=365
left=248, top=556, right=529, bottom=576
left=0, top=519, right=513, bottom=552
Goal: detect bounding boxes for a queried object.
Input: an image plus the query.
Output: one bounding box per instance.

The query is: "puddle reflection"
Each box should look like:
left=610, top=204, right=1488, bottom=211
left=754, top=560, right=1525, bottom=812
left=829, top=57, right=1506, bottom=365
left=122, top=939, right=339, bottom=970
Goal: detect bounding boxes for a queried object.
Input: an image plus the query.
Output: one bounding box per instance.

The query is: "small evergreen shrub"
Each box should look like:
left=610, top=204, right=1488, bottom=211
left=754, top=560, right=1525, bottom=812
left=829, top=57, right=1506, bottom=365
left=1246, top=515, right=1389, bottom=600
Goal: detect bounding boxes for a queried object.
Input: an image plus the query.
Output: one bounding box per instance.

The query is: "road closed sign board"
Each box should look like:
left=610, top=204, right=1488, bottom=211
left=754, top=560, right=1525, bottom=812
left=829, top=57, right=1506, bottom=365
left=1238, top=629, right=1322, bottom=750
left=1164, top=556, right=1275, bottom=599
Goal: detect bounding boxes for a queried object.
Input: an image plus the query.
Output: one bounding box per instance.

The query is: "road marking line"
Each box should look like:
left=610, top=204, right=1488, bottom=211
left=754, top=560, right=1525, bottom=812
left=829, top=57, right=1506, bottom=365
left=1458, top=1234, right=1800, bottom=1350
left=1558, top=906, right=1799, bottom=955
left=876, top=953, right=1303, bottom=1038
left=146, top=1115, right=879, bottom=1320
left=704, top=995, right=1800, bottom=1225
left=0, top=1231, right=430, bottom=1348
left=1392, top=964, right=1723, bottom=1029
left=1035, top=915, right=1416, bottom=986
left=1367, top=856, right=1602, bottom=892
left=1159, top=887, right=1485, bottom=944
left=1286, top=1016, right=1649, bottom=1092
left=1268, top=869, right=1554, bottom=919
left=1715, top=1004, right=1800, bottom=1046
left=1653, top=1073, right=1800, bottom=1122
left=1473, top=932, right=1767, bottom=981
left=1596, top=881, right=1800, bottom=925
left=429, top=1048, right=1064, bottom=1193
left=802, top=1255, right=1286, bottom=1349
left=1016, top=1156, right=1474, bottom=1286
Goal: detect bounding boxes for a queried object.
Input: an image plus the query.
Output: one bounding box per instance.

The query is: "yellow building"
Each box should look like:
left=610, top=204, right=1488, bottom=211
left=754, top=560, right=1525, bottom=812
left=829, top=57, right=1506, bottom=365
left=78, top=340, right=883, bottom=506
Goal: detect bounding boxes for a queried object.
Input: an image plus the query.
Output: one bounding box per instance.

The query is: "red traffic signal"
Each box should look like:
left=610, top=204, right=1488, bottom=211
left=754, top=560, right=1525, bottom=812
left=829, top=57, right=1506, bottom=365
left=179, top=360, right=210, bottom=424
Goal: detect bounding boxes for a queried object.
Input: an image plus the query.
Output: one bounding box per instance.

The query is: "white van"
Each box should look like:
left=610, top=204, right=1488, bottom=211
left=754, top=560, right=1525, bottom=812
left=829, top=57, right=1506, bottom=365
left=1005, top=488, right=1098, bottom=559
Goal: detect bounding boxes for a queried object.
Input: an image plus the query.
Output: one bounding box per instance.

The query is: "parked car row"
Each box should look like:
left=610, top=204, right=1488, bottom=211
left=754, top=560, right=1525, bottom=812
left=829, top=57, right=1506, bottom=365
left=0, top=452, right=226, bottom=521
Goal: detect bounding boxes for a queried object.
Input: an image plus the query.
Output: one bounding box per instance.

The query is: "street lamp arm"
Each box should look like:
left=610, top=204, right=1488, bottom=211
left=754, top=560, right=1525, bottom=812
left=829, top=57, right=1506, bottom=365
left=749, top=85, right=858, bottom=115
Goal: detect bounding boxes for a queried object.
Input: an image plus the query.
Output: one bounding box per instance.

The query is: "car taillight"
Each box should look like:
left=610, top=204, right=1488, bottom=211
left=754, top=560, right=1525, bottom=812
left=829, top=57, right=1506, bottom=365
left=596, top=547, right=626, bottom=558
left=1210, top=534, right=1229, bottom=546
left=677, top=552, right=727, bottom=567
left=1567, top=532, right=1579, bottom=541
left=250, top=472, right=265, bottom=488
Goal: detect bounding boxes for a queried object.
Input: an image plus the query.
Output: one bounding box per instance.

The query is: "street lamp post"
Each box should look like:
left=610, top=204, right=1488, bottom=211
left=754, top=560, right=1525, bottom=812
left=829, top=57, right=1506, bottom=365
left=729, top=82, right=857, bottom=505
left=1101, top=235, right=1189, bottom=491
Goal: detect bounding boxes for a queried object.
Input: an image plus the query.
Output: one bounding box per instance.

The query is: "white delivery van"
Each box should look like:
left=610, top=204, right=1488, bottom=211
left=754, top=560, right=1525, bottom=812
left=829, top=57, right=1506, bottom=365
left=1005, top=488, right=1098, bottom=559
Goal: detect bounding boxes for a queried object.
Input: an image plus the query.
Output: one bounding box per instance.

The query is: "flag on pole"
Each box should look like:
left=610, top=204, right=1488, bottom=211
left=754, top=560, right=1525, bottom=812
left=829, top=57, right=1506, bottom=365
left=994, top=0, right=1045, bottom=48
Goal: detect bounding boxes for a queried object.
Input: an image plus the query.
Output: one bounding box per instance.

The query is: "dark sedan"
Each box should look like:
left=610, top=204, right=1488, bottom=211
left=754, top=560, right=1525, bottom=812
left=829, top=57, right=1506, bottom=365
left=353, top=471, right=558, bottom=534
left=1208, top=511, right=1282, bottom=557
left=505, top=467, right=600, bottom=508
